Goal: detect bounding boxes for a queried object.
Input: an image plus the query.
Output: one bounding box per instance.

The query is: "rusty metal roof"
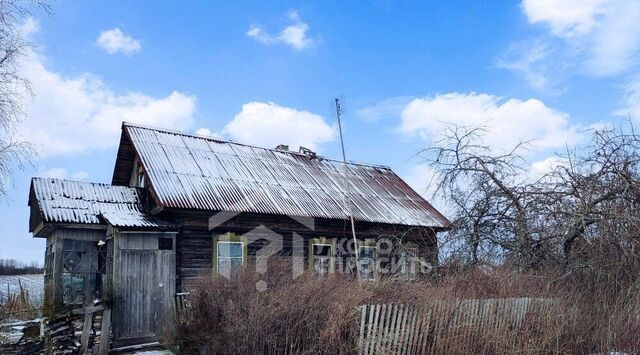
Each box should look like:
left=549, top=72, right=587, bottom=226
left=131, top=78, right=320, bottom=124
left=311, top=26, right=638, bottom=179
left=122, top=123, right=450, bottom=228
left=30, top=177, right=173, bottom=229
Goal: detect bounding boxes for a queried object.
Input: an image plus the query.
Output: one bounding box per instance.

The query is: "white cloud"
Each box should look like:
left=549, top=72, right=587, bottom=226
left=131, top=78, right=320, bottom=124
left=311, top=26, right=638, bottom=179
left=18, top=20, right=196, bottom=157
left=528, top=155, right=568, bottom=179
left=496, top=40, right=560, bottom=91
left=37, top=167, right=89, bottom=180
left=403, top=164, right=439, bottom=200
left=355, top=96, right=414, bottom=122
left=194, top=128, right=223, bottom=138
left=96, top=28, right=141, bottom=55
left=221, top=102, right=335, bottom=151
left=616, top=77, right=640, bottom=120
left=246, top=10, right=316, bottom=50
left=584, top=1, right=640, bottom=76
left=400, top=92, right=580, bottom=153
left=518, top=0, right=640, bottom=77
left=19, top=16, right=40, bottom=37
left=402, top=164, right=451, bottom=216
left=522, top=0, right=608, bottom=37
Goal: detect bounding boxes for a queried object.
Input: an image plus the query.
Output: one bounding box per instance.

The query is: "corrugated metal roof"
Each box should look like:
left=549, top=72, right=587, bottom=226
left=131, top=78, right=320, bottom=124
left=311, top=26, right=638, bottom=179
left=124, top=123, right=450, bottom=228
left=30, top=177, right=173, bottom=229
left=100, top=210, right=176, bottom=229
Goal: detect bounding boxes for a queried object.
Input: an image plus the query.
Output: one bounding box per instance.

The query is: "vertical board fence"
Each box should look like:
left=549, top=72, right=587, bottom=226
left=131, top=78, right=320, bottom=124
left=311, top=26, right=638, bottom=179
left=357, top=298, right=556, bottom=355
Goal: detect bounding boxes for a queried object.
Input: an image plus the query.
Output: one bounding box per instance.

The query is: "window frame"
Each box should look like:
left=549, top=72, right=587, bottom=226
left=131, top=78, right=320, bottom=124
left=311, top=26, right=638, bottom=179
left=358, top=245, right=377, bottom=281
left=215, top=240, right=245, bottom=275
left=311, top=242, right=334, bottom=276
left=60, top=239, right=107, bottom=306
left=399, top=247, right=419, bottom=281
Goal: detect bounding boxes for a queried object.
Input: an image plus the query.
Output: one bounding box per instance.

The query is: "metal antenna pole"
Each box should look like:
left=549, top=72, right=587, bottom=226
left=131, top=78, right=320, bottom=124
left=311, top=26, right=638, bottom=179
left=335, top=98, right=359, bottom=265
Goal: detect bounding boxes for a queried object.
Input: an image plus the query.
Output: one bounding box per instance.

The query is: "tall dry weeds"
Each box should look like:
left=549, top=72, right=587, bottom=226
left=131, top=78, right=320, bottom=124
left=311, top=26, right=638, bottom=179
left=171, top=263, right=640, bottom=354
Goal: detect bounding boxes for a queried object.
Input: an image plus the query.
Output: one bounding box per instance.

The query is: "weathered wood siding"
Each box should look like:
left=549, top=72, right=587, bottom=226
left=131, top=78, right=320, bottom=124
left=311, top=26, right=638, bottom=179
left=170, top=211, right=438, bottom=290
left=112, top=232, right=176, bottom=348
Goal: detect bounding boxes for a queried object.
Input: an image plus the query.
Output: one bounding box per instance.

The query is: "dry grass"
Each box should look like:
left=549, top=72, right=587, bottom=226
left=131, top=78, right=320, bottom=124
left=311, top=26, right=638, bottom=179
left=171, top=261, right=640, bottom=354
left=0, top=282, right=39, bottom=323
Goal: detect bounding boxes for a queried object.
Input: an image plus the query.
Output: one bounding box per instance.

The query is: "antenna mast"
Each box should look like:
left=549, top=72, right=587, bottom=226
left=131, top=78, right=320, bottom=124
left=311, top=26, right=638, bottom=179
left=335, top=98, right=360, bottom=266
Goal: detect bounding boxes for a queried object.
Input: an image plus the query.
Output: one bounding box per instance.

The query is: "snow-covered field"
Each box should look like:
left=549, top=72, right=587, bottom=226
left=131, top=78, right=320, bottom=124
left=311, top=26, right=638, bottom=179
left=0, top=275, right=44, bottom=306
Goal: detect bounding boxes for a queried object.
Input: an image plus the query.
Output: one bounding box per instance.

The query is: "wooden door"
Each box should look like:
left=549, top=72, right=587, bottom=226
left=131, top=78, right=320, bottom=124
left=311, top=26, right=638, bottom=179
left=115, top=250, right=158, bottom=343
left=112, top=233, right=176, bottom=348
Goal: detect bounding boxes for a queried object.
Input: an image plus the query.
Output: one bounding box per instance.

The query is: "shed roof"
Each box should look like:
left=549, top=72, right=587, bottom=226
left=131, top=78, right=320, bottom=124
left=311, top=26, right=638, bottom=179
left=100, top=210, right=175, bottom=229
left=29, top=177, right=174, bottom=231
left=112, top=123, right=450, bottom=228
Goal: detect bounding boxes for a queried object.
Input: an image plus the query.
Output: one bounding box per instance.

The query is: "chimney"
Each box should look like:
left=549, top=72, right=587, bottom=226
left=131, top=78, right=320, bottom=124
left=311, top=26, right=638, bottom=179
left=299, top=146, right=317, bottom=159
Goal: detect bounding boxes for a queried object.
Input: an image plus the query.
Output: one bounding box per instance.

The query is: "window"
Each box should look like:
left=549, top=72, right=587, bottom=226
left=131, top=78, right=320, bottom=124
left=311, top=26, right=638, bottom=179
left=136, top=167, right=146, bottom=188
left=61, top=240, right=107, bottom=305
left=359, top=246, right=376, bottom=281
left=312, top=244, right=333, bottom=276
left=217, top=241, right=244, bottom=275
left=400, top=249, right=418, bottom=280
left=159, top=238, right=173, bottom=250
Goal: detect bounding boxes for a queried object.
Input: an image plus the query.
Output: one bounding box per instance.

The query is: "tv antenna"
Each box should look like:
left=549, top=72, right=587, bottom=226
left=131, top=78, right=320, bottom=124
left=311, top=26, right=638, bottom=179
left=335, top=98, right=359, bottom=264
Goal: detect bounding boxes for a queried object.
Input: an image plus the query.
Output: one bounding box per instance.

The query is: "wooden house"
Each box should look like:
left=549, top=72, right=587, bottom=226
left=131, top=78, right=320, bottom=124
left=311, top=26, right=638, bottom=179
left=28, top=122, right=450, bottom=347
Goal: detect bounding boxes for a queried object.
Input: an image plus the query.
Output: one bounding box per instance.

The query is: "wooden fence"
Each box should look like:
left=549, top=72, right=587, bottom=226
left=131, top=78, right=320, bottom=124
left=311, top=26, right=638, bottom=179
left=357, top=298, right=557, bottom=355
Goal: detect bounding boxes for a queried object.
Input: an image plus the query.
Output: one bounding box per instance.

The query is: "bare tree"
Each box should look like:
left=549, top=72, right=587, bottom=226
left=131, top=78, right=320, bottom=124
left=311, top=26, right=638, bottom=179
left=0, top=0, right=49, bottom=198
left=424, top=125, right=544, bottom=268
left=542, top=125, right=640, bottom=268
left=425, top=123, right=640, bottom=272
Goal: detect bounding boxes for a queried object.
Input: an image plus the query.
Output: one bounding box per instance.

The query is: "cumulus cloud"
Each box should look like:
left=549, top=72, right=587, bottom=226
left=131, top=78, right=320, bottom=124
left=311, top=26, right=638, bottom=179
left=528, top=155, right=568, bottom=180
left=584, top=1, right=640, bottom=76
left=516, top=0, right=640, bottom=78
left=18, top=20, right=196, bottom=157
left=97, top=28, right=141, bottom=55
left=400, top=92, right=580, bottom=153
left=220, top=102, right=335, bottom=151
left=246, top=10, right=316, bottom=50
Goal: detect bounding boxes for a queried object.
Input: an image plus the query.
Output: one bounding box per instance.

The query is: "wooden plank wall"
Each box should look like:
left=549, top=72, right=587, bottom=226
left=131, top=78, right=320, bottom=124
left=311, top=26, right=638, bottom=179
left=357, top=298, right=557, bottom=355
left=174, top=212, right=438, bottom=291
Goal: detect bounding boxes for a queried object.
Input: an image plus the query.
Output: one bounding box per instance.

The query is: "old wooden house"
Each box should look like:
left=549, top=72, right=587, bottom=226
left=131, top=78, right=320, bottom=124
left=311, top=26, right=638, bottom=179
left=28, top=122, right=450, bottom=347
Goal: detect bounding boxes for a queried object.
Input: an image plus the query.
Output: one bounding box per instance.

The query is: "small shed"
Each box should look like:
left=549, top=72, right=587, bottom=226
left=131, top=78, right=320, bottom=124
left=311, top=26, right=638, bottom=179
left=29, top=178, right=178, bottom=347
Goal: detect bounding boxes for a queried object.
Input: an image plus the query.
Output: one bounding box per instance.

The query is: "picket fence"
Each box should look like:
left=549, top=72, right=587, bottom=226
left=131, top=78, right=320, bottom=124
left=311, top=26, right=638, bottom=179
left=357, top=298, right=556, bottom=355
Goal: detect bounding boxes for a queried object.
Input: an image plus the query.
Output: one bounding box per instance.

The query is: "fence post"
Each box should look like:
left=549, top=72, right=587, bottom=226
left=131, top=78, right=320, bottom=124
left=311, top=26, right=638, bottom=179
left=357, top=305, right=367, bottom=355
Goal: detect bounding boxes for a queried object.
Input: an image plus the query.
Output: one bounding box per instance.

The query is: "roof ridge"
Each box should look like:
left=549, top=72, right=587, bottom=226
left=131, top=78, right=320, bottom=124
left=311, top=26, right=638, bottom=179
left=32, top=176, right=138, bottom=190
left=122, top=121, right=392, bottom=170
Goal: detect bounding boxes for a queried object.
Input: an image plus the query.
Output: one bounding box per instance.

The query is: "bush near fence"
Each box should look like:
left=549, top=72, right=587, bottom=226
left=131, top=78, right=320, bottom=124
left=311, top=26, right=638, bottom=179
left=171, top=264, right=640, bottom=354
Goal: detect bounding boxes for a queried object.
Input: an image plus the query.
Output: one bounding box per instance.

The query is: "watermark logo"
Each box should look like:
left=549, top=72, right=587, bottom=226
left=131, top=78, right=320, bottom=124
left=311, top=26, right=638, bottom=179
left=209, top=206, right=433, bottom=291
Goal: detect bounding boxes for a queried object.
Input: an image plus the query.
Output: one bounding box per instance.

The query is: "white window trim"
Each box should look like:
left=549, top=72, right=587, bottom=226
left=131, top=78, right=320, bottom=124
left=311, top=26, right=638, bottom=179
left=400, top=248, right=419, bottom=280
left=217, top=241, right=245, bottom=273
left=312, top=243, right=334, bottom=274
left=358, top=246, right=377, bottom=281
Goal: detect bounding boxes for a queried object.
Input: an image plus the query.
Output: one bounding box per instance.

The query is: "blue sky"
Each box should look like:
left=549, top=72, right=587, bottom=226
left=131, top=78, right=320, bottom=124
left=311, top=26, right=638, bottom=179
left=2, top=0, right=639, bottom=262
